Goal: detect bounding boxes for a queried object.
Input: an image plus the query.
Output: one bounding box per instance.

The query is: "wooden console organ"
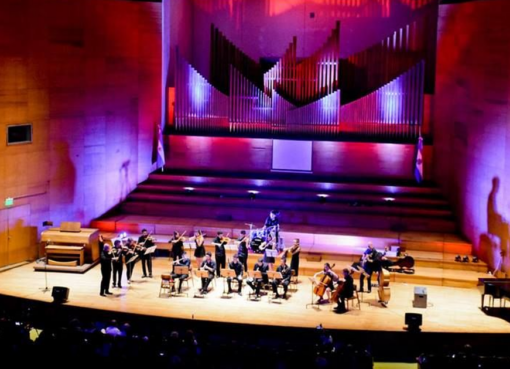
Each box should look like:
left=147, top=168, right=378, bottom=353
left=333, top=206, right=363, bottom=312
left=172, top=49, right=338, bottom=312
left=41, top=223, right=100, bottom=267
left=173, top=2, right=438, bottom=140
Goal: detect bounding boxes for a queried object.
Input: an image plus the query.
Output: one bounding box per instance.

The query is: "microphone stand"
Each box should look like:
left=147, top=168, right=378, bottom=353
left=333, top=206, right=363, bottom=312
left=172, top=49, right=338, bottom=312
left=40, top=241, right=50, bottom=293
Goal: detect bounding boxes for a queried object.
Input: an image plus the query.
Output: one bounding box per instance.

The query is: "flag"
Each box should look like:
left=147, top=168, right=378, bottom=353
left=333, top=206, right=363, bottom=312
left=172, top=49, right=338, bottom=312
left=414, top=135, right=423, bottom=183
left=156, top=124, right=166, bottom=170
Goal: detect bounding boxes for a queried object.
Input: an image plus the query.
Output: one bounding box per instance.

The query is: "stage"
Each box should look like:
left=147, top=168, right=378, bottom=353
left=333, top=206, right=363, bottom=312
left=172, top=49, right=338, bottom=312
left=1, top=259, right=509, bottom=334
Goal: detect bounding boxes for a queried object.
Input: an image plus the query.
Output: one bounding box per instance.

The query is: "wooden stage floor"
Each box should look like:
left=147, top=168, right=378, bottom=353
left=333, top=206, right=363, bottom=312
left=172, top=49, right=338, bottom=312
left=1, top=259, right=509, bottom=334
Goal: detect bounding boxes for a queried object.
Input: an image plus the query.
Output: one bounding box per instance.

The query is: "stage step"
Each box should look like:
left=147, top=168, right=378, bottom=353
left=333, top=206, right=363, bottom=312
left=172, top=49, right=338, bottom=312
left=111, top=171, right=457, bottom=233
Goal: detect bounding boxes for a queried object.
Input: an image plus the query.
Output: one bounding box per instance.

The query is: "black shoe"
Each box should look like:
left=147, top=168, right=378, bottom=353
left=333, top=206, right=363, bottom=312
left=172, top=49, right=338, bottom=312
left=334, top=308, right=347, bottom=314
left=112, top=284, right=116, bottom=288
left=228, top=289, right=233, bottom=294
left=105, top=292, right=113, bottom=295
left=238, top=292, right=242, bottom=296
left=142, top=275, right=147, bottom=278
left=118, top=285, right=122, bottom=288
left=100, top=293, right=106, bottom=296
left=455, top=255, right=461, bottom=262
left=462, top=256, right=469, bottom=262
left=149, top=275, right=153, bottom=278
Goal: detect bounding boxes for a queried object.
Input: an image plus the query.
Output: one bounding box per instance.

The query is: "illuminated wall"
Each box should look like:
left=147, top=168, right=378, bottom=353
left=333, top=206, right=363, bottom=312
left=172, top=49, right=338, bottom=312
left=432, top=0, right=510, bottom=272
left=0, top=0, right=161, bottom=267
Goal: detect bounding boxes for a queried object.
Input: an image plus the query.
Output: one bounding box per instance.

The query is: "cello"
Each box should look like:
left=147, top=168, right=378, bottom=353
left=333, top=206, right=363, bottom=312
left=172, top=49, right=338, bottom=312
left=313, top=264, right=336, bottom=298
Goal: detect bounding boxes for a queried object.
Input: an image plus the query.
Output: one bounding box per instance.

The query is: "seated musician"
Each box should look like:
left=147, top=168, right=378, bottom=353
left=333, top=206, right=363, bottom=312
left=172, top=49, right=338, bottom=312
left=333, top=268, right=354, bottom=314
left=359, top=242, right=377, bottom=293
left=247, top=258, right=269, bottom=298
left=171, top=251, right=191, bottom=294
left=271, top=257, right=292, bottom=299
left=199, top=252, right=216, bottom=294
left=313, top=263, right=339, bottom=303
left=227, top=254, right=244, bottom=295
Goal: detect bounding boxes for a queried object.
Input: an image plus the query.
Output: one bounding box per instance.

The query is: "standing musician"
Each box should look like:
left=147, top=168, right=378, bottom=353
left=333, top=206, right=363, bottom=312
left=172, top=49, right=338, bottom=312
left=124, top=238, right=137, bottom=283
left=247, top=258, right=269, bottom=298
left=171, top=251, right=191, bottom=294
left=313, top=263, right=339, bottom=303
left=237, top=230, right=249, bottom=272
left=281, top=238, right=301, bottom=277
left=271, top=257, right=292, bottom=299
left=263, top=210, right=280, bottom=242
left=112, top=240, right=126, bottom=288
left=199, top=252, right=216, bottom=294
left=213, top=231, right=229, bottom=277
left=137, top=229, right=154, bottom=278
left=227, top=254, right=244, bottom=295
left=333, top=268, right=354, bottom=314
left=360, top=242, right=377, bottom=293
left=169, top=231, right=186, bottom=262
left=193, top=230, right=206, bottom=269
left=100, top=244, right=114, bottom=296
left=261, top=233, right=277, bottom=270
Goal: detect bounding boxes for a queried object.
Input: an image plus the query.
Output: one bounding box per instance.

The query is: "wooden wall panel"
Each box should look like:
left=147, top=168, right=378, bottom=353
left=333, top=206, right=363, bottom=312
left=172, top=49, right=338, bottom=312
left=0, top=0, right=162, bottom=268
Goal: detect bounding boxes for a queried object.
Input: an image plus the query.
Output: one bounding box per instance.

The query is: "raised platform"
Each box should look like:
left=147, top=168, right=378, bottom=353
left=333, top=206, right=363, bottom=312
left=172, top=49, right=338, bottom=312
left=91, top=214, right=488, bottom=288
left=115, top=171, right=457, bottom=232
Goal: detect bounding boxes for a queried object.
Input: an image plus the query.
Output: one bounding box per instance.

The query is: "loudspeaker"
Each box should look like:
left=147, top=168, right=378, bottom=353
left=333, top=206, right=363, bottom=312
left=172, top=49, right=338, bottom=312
left=405, top=312, right=422, bottom=332
left=52, top=286, right=69, bottom=303
left=413, top=286, right=427, bottom=308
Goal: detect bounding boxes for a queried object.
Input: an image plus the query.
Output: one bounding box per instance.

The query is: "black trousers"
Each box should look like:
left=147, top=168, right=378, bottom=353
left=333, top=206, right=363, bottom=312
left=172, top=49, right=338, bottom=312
left=201, top=277, right=213, bottom=291
left=100, top=267, right=112, bottom=294
left=272, top=279, right=290, bottom=296
left=142, top=255, right=153, bottom=276
left=215, top=254, right=226, bottom=276
left=126, top=261, right=135, bottom=280
left=112, top=263, right=123, bottom=286
left=227, top=276, right=243, bottom=292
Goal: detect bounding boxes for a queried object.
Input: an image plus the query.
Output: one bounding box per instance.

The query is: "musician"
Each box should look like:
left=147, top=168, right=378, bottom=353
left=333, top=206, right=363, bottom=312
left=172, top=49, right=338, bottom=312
left=237, top=230, right=249, bottom=272
left=138, top=229, right=154, bottom=278
left=263, top=210, right=280, bottom=241
left=170, top=231, right=185, bottom=262
left=199, top=252, right=216, bottom=294
left=124, top=238, right=137, bottom=283
left=193, top=230, right=206, bottom=269
left=360, top=242, right=377, bottom=293
left=313, top=263, right=339, bottom=303
left=100, top=244, right=114, bottom=296
left=282, top=238, right=301, bottom=277
left=171, top=251, right=191, bottom=294
left=112, top=240, right=125, bottom=288
left=378, top=246, right=393, bottom=270
left=247, top=258, right=269, bottom=298
left=271, top=257, right=292, bottom=299
left=333, top=268, right=354, bottom=314
left=262, top=233, right=277, bottom=270
left=227, top=254, right=244, bottom=295
left=213, top=231, right=228, bottom=277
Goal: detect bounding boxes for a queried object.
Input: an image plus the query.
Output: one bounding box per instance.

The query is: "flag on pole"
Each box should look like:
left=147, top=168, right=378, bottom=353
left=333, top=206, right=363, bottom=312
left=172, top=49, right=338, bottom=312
left=156, top=124, right=166, bottom=171
left=414, top=135, right=423, bottom=183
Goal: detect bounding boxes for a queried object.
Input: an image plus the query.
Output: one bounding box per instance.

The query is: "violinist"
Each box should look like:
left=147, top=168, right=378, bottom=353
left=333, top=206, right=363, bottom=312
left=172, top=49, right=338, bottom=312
left=237, top=230, right=249, bottom=272
left=170, top=231, right=186, bottom=262
left=333, top=268, right=354, bottom=314
left=112, top=240, right=126, bottom=288
left=199, top=252, right=216, bottom=294
left=138, top=229, right=154, bottom=278
left=263, top=210, right=280, bottom=242
left=193, top=230, right=206, bottom=269
left=227, top=254, right=244, bottom=295
left=100, top=244, right=114, bottom=296
left=213, top=231, right=229, bottom=276
left=281, top=238, right=301, bottom=277
left=124, top=238, right=137, bottom=283
left=171, top=251, right=191, bottom=294
left=313, top=263, right=338, bottom=303
left=261, top=233, right=277, bottom=270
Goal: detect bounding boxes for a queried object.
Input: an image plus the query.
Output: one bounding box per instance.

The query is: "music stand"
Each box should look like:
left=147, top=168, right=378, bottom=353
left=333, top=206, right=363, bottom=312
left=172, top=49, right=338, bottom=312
left=247, top=270, right=263, bottom=300
left=220, top=269, right=238, bottom=296
left=126, top=254, right=139, bottom=265
left=194, top=269, right=211, bottom=298
left=144, top=246, right=157, bottom=255
left=306, top=277, right=321, bottom=310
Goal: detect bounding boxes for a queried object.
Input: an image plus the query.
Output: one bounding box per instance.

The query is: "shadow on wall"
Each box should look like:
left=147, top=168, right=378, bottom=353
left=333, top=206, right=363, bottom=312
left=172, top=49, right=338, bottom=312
left=119, top=160, right=131, bottom=202
left=479, top=177, right=509, bottom=277
left=52, top=142, right=77, bottom=206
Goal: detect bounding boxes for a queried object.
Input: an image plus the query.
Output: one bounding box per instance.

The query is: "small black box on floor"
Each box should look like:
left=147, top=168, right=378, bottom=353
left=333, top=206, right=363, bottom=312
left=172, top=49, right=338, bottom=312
left=52, top=286, right=69, bottom=303
left=405, top=313, right=422, bottom=332
left=413, top=286, right=427, bottom=308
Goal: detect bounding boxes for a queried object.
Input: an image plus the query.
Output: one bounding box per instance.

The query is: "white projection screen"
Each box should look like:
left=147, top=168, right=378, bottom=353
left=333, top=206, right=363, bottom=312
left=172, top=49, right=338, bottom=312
left=272, top=140, right=313, bottom=172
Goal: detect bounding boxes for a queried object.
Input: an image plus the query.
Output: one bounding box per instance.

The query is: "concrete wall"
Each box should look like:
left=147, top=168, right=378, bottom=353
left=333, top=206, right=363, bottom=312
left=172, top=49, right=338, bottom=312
left=0, top=0, right=161, bottom=267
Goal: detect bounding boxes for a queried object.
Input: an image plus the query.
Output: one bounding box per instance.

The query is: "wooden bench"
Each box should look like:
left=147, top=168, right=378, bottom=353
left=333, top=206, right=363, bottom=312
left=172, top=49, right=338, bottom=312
left=45, top=245, right=85, bottom=266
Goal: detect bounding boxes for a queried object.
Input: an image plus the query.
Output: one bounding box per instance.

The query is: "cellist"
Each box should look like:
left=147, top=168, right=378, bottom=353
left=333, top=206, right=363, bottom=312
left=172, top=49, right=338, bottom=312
left=313, top=263, right=338, bottom=304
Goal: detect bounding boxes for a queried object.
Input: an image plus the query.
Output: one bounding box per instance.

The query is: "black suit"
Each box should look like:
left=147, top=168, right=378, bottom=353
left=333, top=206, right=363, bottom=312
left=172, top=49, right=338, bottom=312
left=247, top=263, right=269, bottom=296
left=227, top=261, right=244, bottom=293
left=100, top=250, right=113, bottom=295
left=272, top=264, right=292, bottom=298
left=138, top=235, right=154, bottom=277
left=200, top=259, right=216, bottom=292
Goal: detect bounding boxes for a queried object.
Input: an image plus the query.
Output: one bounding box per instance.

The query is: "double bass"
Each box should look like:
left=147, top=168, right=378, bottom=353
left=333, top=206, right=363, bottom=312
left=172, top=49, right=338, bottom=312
left=377, top=268, right=391, bottom=307
left=313, top=264, right=336, bottom=298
